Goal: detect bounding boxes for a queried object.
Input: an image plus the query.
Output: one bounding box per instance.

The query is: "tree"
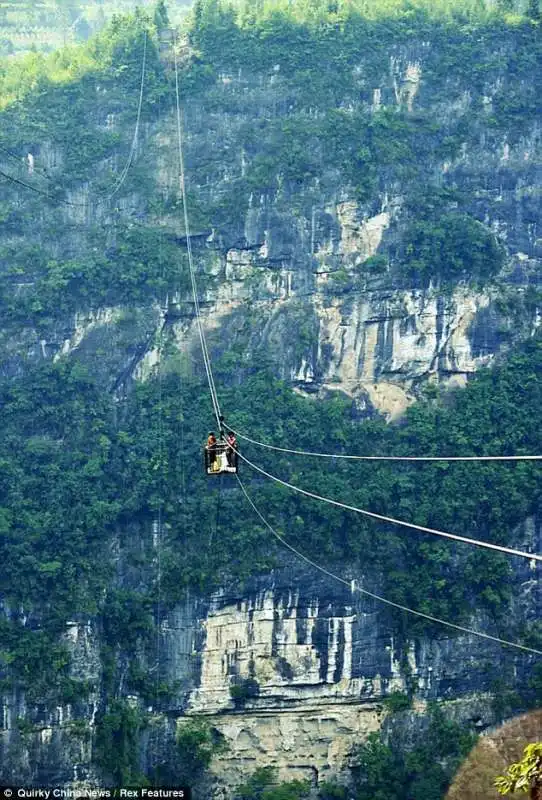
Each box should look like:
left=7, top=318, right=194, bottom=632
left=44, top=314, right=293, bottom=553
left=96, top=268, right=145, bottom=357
left=94, top=700, right=146, bottom=785
left=154, top=0, right=169, bottom=30
left=495, top=744, right=542, bottom=799
left=527, top=0, right=541, bottom=20
left=234, top=767, right=310, bottom=800
left=175, top=720, right=227, bottom=784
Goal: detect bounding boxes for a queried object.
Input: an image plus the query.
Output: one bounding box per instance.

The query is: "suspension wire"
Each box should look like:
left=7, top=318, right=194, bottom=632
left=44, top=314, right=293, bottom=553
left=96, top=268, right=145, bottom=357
left=0, top=166, right=81, bottom=203
left=167, top=28, right=541, bottom=650
left=154, top=179, right=165, bottom=717
left=235, top=475, right=542, bottom=656
left=178, top=314, right=187, bottom=503
left=174, top=54, right=220, bottom=423
left=234, top=448, right=542, bottom=563
left=173, top=33, right=221, bottom=428
left=224, top=423, right=542, bottom=463
left=105, top=28, right=147, bottom=204
left=0, top=143, right=55, bottom=182
left=0, top=29, right=148, bottom=210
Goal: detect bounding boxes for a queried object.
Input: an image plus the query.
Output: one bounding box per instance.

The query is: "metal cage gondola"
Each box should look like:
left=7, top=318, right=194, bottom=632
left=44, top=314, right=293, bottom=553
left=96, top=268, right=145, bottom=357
left=204, top=439, right=238, bottom=475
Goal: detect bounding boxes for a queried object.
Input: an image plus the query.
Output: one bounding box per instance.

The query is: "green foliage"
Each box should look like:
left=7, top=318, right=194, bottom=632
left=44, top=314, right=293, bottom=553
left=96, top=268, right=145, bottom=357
left=183, top=0, right=542, bottom=251
left=191, top=0, right=502, bottom=32
left=0, top=359, right=122, bottom=701
left=326, top=268, right=352, bottom=293
left=0, top=224, right=190, bottom=324
left=0, top=8, right=165, bottom=111
left=102, top=589, right=153, bottom=648
left=1, top=0, right=542, bottom=730
left=350, top=707, right=477, bottom=800
left=383, top=690, right=412, bottom=713
left=3, top=2, right=542, bottom=330
left=360, top=254, right=388, bottom=275
left=94, top=699, right=147, bottom=785
left=0, top=8, right=191, bottom=324
left=0, top=621, right=72, bottom=703
left=490, top=678, right=524, bottom=721
left=402, top=212, right=505, bottom=284
left=526, top=0, right=541, bottom=21
left=0, top=8, right=168, bottom=223
left=175, top=720, right=227, bottom=784
left=154, top=0, right=170, bottom=31
left=234, top=766, right=311, bottom=800
left=317, top=783, right=349, bottom=800
left=350, top=733, right=404, bottom=800
left=1, top=334, right=542, bottom=699
left=495, top=743, right=542, bottom=795
left=67, top=719, right=92, bottom=740
left=230, top=677, right=260, bottom=707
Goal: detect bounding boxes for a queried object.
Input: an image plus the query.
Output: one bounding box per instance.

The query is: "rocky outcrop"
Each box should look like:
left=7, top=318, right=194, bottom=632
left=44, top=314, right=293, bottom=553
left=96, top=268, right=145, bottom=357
left=1, top=513, right=540, bottom=791
left=2, top=21, right=542, bottom=796
left=3, top=37, right=542, bottom=412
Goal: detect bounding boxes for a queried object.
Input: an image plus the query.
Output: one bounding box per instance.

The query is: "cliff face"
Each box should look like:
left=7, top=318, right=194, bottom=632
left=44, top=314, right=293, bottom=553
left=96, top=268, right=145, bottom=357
left=168, top=519, right=542, bottom=787
left=2, top=516, right=540, bottom=789
left=1, top=17, right=542, bottom=795
left=3, top=31, right=542, bottom=414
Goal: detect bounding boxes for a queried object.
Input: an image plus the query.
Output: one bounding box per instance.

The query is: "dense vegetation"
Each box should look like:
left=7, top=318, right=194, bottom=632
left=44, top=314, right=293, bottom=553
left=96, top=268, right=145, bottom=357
left=228, top=706, right=477, bottom=799
left=194, top=0, right=540, bottom=26
left=2, top=333, right=542, bottom=703
left=345, top=707, right=477, bottom=800
left=1, top=2, right=542, bottom=796
left=182, top=0, right=542, bottom=289
left=3, top=0, right=542, bottom=330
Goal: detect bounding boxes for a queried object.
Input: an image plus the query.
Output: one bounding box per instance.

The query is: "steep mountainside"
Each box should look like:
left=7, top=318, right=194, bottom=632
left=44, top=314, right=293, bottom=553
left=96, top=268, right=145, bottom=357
left=1, top=5, right=542, bottom=798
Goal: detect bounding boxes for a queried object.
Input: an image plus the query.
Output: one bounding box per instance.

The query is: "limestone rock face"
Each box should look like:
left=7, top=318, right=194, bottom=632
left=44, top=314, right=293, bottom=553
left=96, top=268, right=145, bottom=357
left=193, top=704, right=383, bottom=788
left=2, top=38, right=542, bottom=412
left=1, top=517, right=540, bottom=790
left=163, top=516, right=540, bottom=788
left=0, top=619, right=101, bottom=785
left=2, top=23, right=542, bottom=795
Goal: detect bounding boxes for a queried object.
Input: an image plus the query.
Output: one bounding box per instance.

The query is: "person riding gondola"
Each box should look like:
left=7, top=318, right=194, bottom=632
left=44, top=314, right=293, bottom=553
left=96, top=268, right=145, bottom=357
left=226, top=431, right=237, bottom=467
left=206, top=432, right=217, bottom=470
left=204, top=427, right=238, bottom=475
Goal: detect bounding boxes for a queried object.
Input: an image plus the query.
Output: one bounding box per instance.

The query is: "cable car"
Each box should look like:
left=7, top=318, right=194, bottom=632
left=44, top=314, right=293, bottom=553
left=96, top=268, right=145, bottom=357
left=204, top=432, right=238, bottom=475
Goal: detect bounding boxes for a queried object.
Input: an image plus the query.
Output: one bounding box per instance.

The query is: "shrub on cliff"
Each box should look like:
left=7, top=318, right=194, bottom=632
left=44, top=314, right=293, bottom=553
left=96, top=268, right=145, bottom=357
left=402, top=212, right=505, bottom=285
left=234, top=766, right=310, bottom=800
left=230, top=676, right=260, bottom=707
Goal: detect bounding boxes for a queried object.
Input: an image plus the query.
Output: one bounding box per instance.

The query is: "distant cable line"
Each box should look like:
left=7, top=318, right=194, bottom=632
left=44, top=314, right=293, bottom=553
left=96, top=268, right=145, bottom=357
left=0, top=29, right=148, bottom=209
left=0, top=143, right=55, bottom=182
left=0, top=167, right=73, bottom=202
left=173, top=30, right=221, bottom=426
left=166, top=22, right=542, bottom=655
left=104, top=28, right=147, bottom=203
left=235, top=449, right=542, bottom=563
left=225, top=424, right=542, bottom=462
left=236, top=475, right=542, bottom=656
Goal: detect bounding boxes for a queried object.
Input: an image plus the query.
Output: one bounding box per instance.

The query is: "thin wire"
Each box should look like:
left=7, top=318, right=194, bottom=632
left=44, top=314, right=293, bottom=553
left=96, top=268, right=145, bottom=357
left=0, top=29, right=148, bottom=209
left=153, top=184, right=165, bottom=720
left=235, top=475, right=542, bottom=656
left=167, top=27, right=540, bottom=647
left=173, top=33, right=221, bottom=427
left=225, top=424, right=542, bottom=462
left=105, top=29, right=147, bottom=203
left=174, top=54, right=220, bottom=422
left=0, top=166, right=82, bottom=204
left=0, top=143, right=55, bottom=181
left=235, top=449, right=542, bottom=563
